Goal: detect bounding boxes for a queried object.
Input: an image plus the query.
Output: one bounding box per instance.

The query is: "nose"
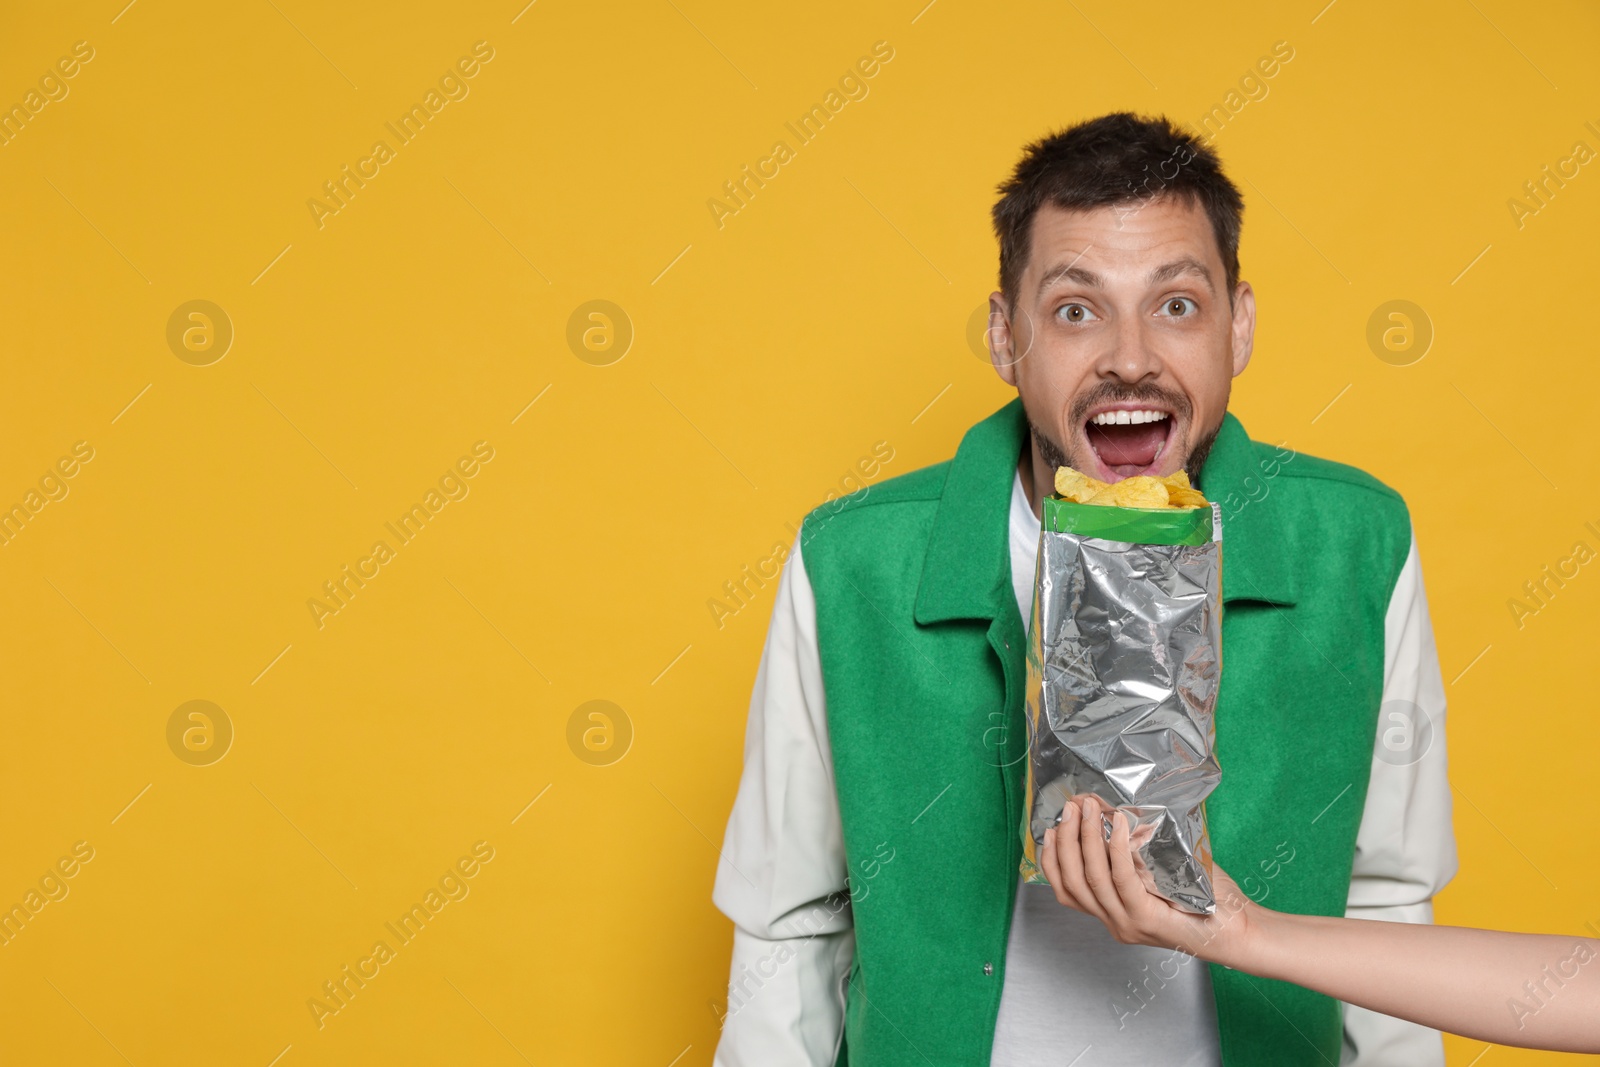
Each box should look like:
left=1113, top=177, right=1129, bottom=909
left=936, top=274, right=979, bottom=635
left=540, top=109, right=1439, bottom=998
left=1093, top=312, right=1163, bottom=385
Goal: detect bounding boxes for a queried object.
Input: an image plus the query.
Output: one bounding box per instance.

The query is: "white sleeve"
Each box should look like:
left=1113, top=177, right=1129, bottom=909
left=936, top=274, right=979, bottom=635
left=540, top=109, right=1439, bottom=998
left=1340, top=529, right=1459, bottom=1067
left=712, top=534, right=854, bottom=1067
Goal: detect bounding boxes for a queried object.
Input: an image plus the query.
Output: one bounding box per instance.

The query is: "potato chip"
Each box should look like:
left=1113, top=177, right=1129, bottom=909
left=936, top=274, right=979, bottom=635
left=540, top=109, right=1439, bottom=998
left=1160, top=470, right=1192, bottom=491
left=1053, top=466, right=1108, bottom=503
left=1108, top=476, right=1171, bottom=509
left=1054, top=466, right=1092, bottom=499
left=1077, top=483, right=1111, bottom=504
left=1084, top=481, right=1164, bottom=507
left=1054, top=465, right=1209, bottom=509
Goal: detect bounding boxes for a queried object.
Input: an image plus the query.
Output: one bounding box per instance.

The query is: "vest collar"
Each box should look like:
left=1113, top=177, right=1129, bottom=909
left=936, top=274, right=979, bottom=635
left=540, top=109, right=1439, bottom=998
left=912, top=398, right=1298, bottom=627
left=914, top=399, right=1029, bottom=626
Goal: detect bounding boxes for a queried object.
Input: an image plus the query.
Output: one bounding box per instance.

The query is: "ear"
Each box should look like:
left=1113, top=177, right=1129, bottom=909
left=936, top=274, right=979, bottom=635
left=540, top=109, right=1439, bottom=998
left=1229, top=280, right=1256, bottom=377
left=988, top=291, right=1020, bottom=386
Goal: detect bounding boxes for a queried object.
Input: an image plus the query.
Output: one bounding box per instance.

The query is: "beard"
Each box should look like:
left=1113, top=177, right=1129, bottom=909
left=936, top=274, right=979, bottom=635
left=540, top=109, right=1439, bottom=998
left=1031, top=419, right=1074, bottom=474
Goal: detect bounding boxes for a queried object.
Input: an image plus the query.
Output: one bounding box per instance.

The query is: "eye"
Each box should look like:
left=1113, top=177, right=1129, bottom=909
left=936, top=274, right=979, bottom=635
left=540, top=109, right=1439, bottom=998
left=1159, top=297, right=1199, bottom=317
left=1057, top=303, right=1097, bottom=324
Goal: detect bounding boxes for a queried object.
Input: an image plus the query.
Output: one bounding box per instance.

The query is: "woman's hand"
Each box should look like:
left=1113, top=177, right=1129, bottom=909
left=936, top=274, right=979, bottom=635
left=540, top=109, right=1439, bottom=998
left=1041, top=795, right=1600, bottom=1053
left=1039, top=793, right=1257, bottom=965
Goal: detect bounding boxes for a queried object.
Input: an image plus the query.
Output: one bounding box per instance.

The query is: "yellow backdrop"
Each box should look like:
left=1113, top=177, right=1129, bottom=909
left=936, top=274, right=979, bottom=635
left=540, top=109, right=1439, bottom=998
left=2, top=1, right=1596, bottom=1063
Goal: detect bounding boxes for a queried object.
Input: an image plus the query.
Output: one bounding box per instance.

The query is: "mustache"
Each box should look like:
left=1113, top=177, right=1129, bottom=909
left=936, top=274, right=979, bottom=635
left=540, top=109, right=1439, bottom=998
left=1069, top=382, right=1192, bottom=428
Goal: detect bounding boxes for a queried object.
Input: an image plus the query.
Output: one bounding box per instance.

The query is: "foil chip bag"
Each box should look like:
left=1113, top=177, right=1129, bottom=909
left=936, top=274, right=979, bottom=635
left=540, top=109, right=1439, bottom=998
left=1018, top=483, right=1224, bottom=915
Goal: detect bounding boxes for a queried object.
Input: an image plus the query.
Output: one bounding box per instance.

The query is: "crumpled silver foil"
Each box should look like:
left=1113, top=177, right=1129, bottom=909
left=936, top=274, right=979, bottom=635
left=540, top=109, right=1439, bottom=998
left=1022, top=505, right=1223, bottom=915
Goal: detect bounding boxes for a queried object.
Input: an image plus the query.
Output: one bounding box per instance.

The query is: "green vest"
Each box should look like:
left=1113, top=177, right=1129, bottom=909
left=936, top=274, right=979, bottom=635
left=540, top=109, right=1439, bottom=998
left=802, top=397, right=1411, bottom=1066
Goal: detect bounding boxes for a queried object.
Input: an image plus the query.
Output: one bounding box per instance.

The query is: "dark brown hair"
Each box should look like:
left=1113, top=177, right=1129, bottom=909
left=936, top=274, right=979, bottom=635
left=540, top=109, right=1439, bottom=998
left=991, top=113, right=1244, bottom=306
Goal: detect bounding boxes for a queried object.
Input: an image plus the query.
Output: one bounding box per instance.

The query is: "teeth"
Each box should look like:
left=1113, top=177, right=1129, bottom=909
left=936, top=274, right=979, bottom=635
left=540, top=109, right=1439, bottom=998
left=1090, top=409, right=1168, bottom=426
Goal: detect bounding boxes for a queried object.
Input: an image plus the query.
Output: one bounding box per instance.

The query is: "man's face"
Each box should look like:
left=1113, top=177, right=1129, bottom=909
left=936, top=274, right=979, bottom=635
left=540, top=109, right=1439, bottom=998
left=988, top=194, right=1255, bottom=484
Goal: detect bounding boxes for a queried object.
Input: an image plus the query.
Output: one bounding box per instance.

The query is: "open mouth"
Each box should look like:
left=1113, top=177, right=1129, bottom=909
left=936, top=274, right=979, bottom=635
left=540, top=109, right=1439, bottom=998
left=1083, top=406, right=1177, bottom=480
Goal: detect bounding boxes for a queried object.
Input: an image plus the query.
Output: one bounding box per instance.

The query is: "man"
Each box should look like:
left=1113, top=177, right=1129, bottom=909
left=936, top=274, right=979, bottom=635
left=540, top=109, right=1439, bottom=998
left=711, top=112, right=1456, bottom=1066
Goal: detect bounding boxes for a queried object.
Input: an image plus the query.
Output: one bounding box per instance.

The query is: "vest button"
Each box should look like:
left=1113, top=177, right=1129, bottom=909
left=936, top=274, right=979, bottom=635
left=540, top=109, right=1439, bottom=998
left=983, top=962, right=994, bottom=976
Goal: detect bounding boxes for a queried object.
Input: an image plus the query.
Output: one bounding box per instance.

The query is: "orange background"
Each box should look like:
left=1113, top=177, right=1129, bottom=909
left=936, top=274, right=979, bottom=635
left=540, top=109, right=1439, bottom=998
left=1, top=1, right=1596, bottom=1063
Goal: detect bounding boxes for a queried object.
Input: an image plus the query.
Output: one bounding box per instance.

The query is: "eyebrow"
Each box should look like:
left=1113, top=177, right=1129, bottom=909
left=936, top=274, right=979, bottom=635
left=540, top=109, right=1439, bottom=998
left=1036, top=255, right=1216, bottom=298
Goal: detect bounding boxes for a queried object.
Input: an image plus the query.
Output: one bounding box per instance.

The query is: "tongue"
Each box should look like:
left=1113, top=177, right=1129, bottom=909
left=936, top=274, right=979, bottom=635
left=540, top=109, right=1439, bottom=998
left=1088, top=421, right=1166, bottom=475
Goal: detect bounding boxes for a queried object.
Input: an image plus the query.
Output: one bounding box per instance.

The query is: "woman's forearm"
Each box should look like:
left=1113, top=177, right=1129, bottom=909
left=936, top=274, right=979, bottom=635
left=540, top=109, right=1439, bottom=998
left=1212, top=910, right=1600, bottom=1053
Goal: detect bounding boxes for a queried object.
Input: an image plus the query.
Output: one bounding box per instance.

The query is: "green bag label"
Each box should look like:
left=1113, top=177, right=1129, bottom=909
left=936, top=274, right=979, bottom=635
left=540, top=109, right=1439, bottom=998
left=1043, top=496, right=1215, bottom=546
